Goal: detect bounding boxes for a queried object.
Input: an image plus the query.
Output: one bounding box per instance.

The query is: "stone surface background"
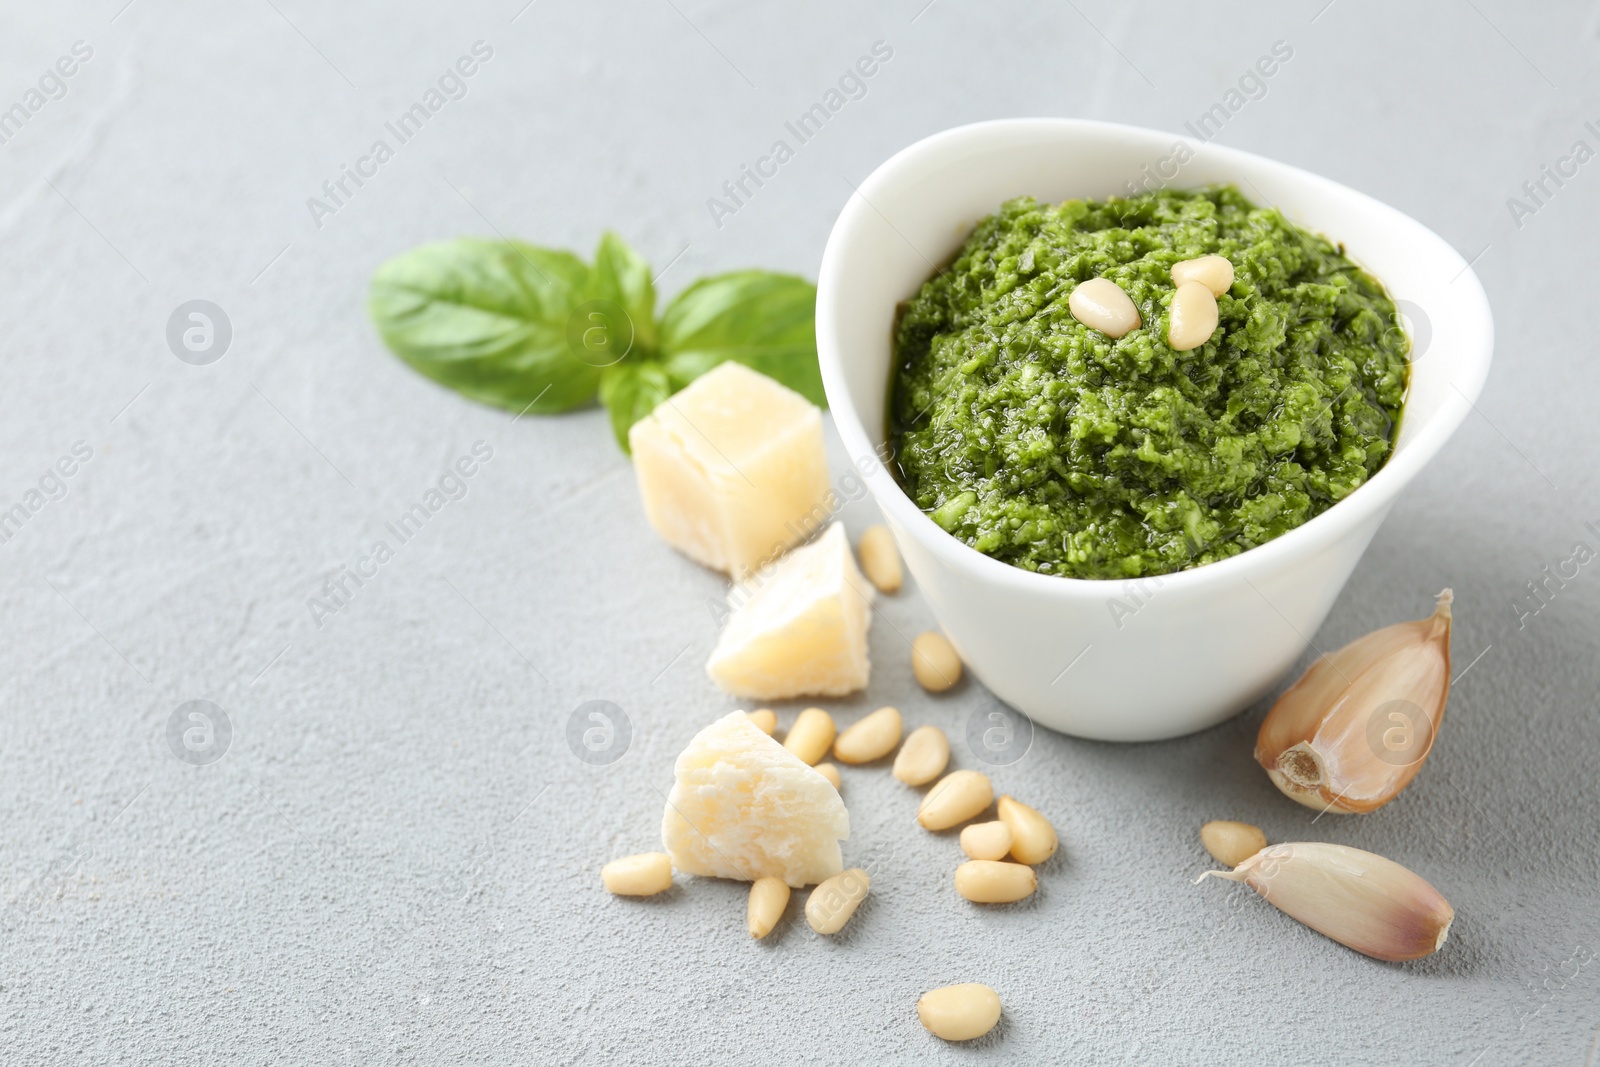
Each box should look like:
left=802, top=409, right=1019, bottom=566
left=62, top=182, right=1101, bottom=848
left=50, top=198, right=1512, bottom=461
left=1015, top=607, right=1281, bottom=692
left=2, top=1, right=1597, bottom=1063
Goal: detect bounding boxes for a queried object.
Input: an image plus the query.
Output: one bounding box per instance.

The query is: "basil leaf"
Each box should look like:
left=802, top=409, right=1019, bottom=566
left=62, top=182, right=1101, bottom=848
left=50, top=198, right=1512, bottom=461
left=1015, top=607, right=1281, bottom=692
left=598, top=358, right=673, bottom=452
left=591, top=231, right=658, bottom=355
left=658, top=271, right=825, bottom=407
left=369, top=238, right=599, bottom=414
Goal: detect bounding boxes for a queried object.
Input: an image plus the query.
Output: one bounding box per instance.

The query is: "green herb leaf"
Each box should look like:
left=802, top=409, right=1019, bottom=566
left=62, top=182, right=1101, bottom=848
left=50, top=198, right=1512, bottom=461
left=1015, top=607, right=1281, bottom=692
left=369, top=238, right=826, bottom=455
left=598, top=359, right=673, bottom=453
left=369, top=238, right=598, bottom=414
left=659, top=271, right=825, bottom=407
left=591, top=231, right=658, bottom=355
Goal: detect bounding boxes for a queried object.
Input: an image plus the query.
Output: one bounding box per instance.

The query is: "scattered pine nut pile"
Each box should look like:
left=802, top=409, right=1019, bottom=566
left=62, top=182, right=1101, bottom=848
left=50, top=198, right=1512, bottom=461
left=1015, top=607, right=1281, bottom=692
left=597, top=524, right=1037, bottom=1042
left=602, top=699, right=1058, bottom=1044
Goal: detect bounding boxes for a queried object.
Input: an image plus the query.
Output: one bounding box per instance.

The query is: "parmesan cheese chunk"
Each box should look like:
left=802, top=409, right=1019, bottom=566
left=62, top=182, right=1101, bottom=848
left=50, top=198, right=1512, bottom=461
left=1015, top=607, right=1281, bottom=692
left=628, top=362, right=829, bottom=580
left=661, top=711, right=849, bottom=888
left=707, top=523, right=874, bottom=699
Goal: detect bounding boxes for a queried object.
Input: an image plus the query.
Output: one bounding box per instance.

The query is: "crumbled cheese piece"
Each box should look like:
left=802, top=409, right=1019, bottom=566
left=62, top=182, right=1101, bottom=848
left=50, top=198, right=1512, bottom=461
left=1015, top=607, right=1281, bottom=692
left=707, top=524, right=874, bottom=699
left=629, top=362, right=828, bottom=580
left=661, top=711, right=849, bottom=888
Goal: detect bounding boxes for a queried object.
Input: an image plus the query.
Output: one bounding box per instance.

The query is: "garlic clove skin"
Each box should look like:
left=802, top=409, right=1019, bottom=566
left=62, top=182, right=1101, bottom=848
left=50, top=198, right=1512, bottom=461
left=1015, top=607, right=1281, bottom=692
left=1256, top=590, right=1452, bottom=814
left=1198, top=842, right=1454, bottom=962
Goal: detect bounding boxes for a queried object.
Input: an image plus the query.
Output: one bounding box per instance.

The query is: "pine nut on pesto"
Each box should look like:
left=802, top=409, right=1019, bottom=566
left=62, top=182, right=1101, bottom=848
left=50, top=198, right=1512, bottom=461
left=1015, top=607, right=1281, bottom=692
left=889, top=186, right=1410, bottom=580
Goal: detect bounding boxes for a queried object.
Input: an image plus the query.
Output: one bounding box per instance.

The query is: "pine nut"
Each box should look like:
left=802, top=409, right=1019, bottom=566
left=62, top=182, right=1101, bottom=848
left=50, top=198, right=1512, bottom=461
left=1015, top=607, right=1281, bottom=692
left=894, top=725, right=951, bottom=786
left=1068, top=277, right=1141, bottom=339
left=747, top=876, right=790, bottom=939
left=960, top=821, right=1013, bottom=861
left=1171, top=254, right=1234, bottom=296
left=784, top=707, right=836, bottom=766
left=996, top=796, right=1058, bottom=865
left=917, top=769, right=993, bottom=830
left=917, top=983, right=1002, bottom=1042
left=1167, top=280, right=1218, bottom=351
left=834, top=706, right=903, bottom=764
left=746, top=708, right=777, bottom=736
left=954, top=860, right=1037, bottom=904
left=1200, top=820, right=1267, bottom=867
left=912, top=632, right=962, bottom=693
left=816, top=761, right=842, bottom=791
left=805, top=868, right=869, bottom=934
left=602, top=852, right=673, bottom=896
left=858, top=525, right=904, bottom=594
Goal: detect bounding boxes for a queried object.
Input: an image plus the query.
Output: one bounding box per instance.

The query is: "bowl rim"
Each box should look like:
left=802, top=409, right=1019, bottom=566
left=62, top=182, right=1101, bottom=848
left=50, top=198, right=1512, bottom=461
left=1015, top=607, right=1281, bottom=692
left=816, top=117, right=1495, bottom=600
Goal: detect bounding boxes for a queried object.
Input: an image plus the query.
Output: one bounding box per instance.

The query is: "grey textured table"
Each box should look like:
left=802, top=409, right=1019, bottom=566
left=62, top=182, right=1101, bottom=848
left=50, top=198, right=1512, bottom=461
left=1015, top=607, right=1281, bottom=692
left=3, top=2, right=1598, bottom=1063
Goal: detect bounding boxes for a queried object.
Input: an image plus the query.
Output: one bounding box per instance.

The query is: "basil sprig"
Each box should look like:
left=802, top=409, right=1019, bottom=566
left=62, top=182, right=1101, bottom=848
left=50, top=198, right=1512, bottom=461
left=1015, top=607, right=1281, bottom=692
left=369, top=232, right=823, bottom=451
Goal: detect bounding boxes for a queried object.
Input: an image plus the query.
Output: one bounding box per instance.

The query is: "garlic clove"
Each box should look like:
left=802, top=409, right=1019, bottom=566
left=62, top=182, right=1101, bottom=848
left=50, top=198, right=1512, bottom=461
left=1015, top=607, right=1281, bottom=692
left=1256, top=590, right=1452, bottom=814
left=1197, top=841, right=1454, bottom=962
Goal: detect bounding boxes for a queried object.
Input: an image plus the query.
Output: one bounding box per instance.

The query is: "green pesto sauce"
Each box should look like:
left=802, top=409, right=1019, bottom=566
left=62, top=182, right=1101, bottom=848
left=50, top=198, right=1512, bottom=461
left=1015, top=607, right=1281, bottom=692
left=889, top=186, right=1409, bottom=580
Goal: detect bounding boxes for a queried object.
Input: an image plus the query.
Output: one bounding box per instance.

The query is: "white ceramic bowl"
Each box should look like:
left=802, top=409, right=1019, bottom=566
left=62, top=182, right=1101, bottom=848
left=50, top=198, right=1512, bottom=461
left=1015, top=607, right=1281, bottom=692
left=817, top=118, right=1493, bottom=742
